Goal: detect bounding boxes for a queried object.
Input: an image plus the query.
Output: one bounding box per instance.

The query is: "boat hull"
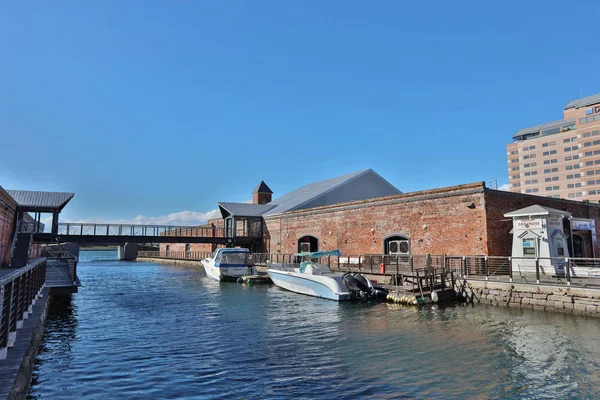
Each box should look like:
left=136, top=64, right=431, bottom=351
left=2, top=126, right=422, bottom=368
left=202, top=260, right=252, bottom=282
left=267, top=269, right=352, bottom=301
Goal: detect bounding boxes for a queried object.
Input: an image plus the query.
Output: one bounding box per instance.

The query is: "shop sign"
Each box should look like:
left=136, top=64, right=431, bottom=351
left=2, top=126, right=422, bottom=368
left=516, top=219, right=542, bottom=230
left=571, top=219, right=594, bottom=230
left=548, top=217, right=563, bottom=230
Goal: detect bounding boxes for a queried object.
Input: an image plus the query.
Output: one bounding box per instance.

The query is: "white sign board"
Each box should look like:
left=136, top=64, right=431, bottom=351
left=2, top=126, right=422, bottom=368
left=516, top=219, right=542, bottom=230
left=571, top=218, right=594, bottom=230
left=548, top=217, right=563, bottom=230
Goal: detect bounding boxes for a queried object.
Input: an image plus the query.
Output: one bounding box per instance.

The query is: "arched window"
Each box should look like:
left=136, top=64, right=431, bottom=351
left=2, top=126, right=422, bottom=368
left=185, top=244, right=191, bottom=258
left=384, top=235, right=410, bottom=255
left=298, top=235, right=318, bottom=253
left=165, top=245, right=170, bottom=257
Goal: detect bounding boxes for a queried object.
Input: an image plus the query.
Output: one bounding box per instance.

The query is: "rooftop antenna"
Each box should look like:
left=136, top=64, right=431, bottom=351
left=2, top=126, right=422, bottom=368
left=489, top=178, right=497, bottom=190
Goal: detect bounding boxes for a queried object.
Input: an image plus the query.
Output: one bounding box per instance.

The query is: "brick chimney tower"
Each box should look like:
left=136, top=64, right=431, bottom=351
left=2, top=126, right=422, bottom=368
left=252, top=181, right=273, bottom=205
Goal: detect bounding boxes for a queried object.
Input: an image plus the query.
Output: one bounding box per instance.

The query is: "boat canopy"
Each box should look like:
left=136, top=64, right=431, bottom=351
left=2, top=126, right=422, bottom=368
left=293, top=249, right=341, bottom=258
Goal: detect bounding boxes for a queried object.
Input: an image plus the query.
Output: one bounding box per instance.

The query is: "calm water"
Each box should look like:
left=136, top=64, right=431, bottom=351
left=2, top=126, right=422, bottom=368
left=28, top=250, right=600, bottom=399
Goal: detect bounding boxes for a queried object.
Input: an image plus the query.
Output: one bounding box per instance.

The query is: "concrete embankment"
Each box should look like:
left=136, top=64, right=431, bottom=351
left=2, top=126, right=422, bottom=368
left=461, top=280, right=600, bottom=317
left=0, top=288, right=50, bottom=400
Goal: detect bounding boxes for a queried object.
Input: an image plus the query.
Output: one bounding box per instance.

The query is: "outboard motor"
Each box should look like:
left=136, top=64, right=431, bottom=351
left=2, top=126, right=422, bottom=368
left=342, top=274, right=363, bottom=297
left=343, top=273, right=389, bottom=300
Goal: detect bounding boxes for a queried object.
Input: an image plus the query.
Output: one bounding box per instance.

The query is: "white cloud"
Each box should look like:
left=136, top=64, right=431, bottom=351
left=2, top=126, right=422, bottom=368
left=498, top=183, right=510, bottom=191
left=65, top=209, right=221, bottom=226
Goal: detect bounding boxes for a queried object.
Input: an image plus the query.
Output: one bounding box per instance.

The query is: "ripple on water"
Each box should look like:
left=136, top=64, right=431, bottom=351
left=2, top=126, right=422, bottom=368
left=28, top=259, right=600, bottom=399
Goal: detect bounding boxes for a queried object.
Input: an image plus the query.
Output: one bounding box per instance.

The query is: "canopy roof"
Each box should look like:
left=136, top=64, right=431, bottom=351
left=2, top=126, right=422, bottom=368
left=6, top=190, right=74, bottom=211
left=218, top=202, right=276, bottom=218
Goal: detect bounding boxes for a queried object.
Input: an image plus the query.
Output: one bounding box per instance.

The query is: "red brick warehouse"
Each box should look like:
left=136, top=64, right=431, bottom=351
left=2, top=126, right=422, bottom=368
left=165, top=169, right=600, bottom=258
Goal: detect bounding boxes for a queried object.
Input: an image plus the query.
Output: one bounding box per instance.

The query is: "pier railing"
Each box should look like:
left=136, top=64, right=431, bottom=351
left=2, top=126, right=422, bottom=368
left=44, top=251, right=79, bottom=287
left=137, top=251, right=600, bottom=288
left=138, top=251, right=213, bottom=260
left=0, top=258, right=46, bottom=360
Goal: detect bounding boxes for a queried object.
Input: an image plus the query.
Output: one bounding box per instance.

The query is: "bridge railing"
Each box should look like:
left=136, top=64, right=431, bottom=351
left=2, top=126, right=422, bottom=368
left=56, top=223, right=230, bottom=238
left=0, top=258, right=47, bottom=360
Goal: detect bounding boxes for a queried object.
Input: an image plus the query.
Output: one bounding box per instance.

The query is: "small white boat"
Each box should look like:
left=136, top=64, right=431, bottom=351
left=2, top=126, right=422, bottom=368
left=267, top=250, right=387, bottom=301
left=201, top=248, right=255, bottom=282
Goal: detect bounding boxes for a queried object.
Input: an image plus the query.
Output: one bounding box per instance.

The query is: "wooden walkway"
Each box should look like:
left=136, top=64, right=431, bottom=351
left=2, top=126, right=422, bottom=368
left=0, top=287, right=50, bottom=399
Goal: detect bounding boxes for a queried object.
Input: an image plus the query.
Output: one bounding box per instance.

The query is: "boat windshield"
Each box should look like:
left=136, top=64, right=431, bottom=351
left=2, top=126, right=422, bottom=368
left=220, top=252, right=248, bottom=265
left=299, top=261, right=331, bottom=274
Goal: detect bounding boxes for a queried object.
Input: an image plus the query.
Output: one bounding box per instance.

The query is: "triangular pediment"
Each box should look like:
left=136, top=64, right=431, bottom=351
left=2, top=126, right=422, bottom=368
left=518, top=229, right=541, bottom=239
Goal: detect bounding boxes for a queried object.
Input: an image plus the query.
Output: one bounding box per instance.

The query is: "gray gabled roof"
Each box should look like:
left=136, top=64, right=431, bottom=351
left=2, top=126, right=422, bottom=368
left=252, top=181, right=273, bottom=194
left=564, top=93, right=600, bottom=110
left=504, top=205, right=571, bottom=218
left=512, top=118, right=575, bottom=139
left=263, top=169, right=400, bottom=216
left=218, top=202, right=276, bottom=218
left=6, top=190, right=74, bottom=211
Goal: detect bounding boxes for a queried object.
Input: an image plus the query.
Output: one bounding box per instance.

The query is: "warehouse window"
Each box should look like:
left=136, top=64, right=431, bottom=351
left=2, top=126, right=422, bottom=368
left=384, top=235, right=410, bottom=256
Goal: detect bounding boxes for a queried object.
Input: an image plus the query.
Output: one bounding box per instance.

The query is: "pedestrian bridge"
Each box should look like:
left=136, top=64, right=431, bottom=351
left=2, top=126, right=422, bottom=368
left=32, top=223, right=261, bottom=246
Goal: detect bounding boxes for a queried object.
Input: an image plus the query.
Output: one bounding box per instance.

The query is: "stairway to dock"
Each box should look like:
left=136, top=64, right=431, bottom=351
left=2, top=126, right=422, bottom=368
left=9, top=233, right=32, bottom=268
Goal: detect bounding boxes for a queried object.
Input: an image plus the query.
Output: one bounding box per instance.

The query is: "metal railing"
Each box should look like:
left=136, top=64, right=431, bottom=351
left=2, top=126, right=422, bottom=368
left=0, top=258, right=46, bottom=360
left=44, top=251, right=79, bottom=286
left=19, top=219, right=40, bottom=233
left=8, top=219, right=21, bottom=263
left=55, top=223, right=261, bottom=238
left=136, top=251, right=600, bottom=288
left=138, top=251, right=213, bottom=260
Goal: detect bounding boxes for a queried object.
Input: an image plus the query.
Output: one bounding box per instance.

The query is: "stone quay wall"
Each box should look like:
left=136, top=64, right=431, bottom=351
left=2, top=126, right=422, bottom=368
left=463, top=280, right=600, bottom=317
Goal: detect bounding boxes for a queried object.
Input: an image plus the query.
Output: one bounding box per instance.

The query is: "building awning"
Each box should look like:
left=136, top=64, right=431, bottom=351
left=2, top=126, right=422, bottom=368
left=218, top=202, right=275, bottom=218
left=6, top=190, right=74, bottom=212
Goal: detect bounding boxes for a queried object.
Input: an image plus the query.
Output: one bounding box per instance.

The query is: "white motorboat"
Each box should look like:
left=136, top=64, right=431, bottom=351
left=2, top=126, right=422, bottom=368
left=201, top=248, right=255, bottom=282
left=266, top=250, right=387, bottom=301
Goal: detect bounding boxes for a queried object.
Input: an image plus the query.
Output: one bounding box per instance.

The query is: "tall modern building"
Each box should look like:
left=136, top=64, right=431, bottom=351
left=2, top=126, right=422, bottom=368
left=508, top=93, right=600, bottom=202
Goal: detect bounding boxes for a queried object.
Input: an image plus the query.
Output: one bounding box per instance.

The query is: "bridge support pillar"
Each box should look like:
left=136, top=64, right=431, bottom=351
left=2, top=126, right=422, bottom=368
left=118, top=243, right=138, bottom=261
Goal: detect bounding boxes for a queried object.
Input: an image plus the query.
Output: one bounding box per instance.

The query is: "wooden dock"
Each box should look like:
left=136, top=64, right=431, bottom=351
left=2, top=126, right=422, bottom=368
left=382, top=268, right=458, bottom=305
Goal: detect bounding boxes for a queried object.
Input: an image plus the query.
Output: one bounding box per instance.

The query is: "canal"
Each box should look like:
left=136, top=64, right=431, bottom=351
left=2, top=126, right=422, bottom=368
left=28, top=250, right=600, bottom=399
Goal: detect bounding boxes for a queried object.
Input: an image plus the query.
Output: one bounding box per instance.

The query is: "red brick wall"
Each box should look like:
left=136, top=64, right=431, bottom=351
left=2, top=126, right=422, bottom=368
left=154, top=182, right=600, bottom=259
left=264, top=183, right=489, bottom=256
left=262, top=182, right=600, bottom=258
left=0, top=187, right=17, bottom=267
left=484, top=189, right=600, bottom=256
left=157, top=219, right=225, bottom=254
left=158, top=242, right=217, bottom=254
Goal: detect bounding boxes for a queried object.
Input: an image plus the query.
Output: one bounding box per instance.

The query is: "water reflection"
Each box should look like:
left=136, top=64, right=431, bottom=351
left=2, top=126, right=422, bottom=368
left=29, top=294, right=78, bottom=398
left=28, top=260, right=600, bottom=399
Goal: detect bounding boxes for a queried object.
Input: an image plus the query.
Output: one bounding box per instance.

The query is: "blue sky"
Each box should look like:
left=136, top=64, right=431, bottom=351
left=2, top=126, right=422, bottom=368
left=1, top=1, right=600, bottom=225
